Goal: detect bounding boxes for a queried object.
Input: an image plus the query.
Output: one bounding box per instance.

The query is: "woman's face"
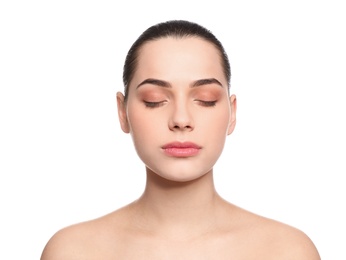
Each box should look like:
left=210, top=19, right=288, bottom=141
left=117, top=37, right=236, bottom=182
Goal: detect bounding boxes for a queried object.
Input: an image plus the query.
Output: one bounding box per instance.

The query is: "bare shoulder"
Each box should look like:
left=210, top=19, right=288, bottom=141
left=40, top=222, right=91, bottom=260
left=228, top=206, right=321, bottom=259
left=261, top=218, right=320, bottom=259
left=40, top=206, right=131, bottom=260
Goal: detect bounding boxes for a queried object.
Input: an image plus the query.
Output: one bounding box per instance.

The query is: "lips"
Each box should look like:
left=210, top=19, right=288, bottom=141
left=162, top=142, right=201, bottom=157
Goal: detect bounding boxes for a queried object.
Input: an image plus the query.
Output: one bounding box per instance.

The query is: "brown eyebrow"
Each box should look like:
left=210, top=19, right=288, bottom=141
left=191, top=78, right=223, bottom=88
left=136, top=78, right=172, bottom=89
left=136, top=77, right=223, bottom=89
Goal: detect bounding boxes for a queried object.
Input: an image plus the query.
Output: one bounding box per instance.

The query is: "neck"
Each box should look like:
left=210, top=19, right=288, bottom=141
left=132, top=167, right=224, bottom=239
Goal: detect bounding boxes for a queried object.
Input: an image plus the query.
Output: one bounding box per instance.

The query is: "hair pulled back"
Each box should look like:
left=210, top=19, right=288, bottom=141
left=122, top=20, right=231, bottom=101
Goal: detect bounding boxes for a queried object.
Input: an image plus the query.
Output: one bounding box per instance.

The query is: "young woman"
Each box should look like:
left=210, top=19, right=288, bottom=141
left=41, top=20, right=320, bottom=259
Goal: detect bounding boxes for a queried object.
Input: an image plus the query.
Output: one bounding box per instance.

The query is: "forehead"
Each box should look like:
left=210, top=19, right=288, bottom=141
left=134, top=37, right=226, bottom=85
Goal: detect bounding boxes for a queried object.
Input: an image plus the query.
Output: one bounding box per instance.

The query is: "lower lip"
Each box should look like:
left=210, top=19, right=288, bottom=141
left=163, top=147, right=200, bottom=157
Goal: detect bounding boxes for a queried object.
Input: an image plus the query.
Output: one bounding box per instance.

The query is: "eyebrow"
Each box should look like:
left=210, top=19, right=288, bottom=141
left=136, top=78, right=223, bottom=89
left=192, top=78, right=223, bottom=88
left=136, top=78, right=171, bottom=89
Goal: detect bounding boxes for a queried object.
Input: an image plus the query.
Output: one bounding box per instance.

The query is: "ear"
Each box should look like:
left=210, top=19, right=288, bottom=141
left=116, top=92, right=130, bottom=133
left=227, top=94, right=237, bottom=135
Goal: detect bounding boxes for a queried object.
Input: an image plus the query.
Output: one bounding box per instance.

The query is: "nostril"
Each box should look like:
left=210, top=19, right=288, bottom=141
left=171, top=124, right=193, bottom=131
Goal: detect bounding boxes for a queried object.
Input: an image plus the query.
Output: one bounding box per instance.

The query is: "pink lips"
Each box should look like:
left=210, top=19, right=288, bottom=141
left=162, top=142, right=201, bottom=157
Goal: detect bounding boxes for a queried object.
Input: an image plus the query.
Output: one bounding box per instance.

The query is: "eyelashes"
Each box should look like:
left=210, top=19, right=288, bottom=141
left=143, top=101, right=166, bottom=108
left=197, top=100, right=217, bottom=107
left=143, top=100, right=217, bottom=108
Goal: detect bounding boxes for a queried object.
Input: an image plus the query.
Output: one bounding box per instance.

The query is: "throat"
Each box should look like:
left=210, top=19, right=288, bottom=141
left=130, top=168, right=222, bottom=238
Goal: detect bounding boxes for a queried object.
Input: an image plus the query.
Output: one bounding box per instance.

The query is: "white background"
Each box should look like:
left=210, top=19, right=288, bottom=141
left=1, top=0, right=345, bottom=259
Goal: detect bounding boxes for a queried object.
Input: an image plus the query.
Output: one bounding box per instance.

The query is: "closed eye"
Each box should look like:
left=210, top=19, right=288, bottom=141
left=144, top=101, right=166, bottom=108
left=196, top=100, right=217, bottom=107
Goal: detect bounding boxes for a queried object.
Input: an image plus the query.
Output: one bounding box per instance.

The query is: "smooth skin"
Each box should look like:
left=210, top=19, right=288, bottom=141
left=41, top=37, right=320, bottom=259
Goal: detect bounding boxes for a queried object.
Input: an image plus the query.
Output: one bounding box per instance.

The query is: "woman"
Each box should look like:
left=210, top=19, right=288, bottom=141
left=41, top=20, right=320, bottom=259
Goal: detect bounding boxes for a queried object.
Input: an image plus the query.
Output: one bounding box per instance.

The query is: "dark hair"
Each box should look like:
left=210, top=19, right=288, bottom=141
left=122, top=20, right=231, bottom=101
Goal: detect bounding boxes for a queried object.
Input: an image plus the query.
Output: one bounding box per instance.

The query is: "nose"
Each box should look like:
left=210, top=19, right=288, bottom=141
left=168, top=101, right=194, bottom=131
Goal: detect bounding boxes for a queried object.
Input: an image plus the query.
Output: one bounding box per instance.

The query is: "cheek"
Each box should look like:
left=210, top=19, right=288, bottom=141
left=198, top=106, right=230, bottom=133
left=218, top=111, right=231, bottom=131
left=127, top=104, right=162, bottom=143
left=209, top=110, right=230, bottom=152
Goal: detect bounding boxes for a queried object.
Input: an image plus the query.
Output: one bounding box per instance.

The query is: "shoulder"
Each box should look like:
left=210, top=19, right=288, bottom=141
left=40, top=222, right=89, bottom=260
left=243, top=211, right=321, bottom=259
left=222, top=205, right=320, bottom=259
left=257, top=218, right=320, bottom=259
left=40, top=209, right=130, bottom=260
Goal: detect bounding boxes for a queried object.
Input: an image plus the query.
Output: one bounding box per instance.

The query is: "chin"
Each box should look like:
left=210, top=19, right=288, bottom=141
left=146, top=166, right=212, bottom=183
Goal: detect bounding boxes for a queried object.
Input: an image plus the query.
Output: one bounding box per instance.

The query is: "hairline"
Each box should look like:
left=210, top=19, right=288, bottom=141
left=125, top=35, right=229, bottom=102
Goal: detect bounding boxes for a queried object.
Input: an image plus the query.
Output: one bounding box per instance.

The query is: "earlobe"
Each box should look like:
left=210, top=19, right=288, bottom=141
left=116, top=92, right=130, bottom=133
left=227, top=95, right=237, bottom=135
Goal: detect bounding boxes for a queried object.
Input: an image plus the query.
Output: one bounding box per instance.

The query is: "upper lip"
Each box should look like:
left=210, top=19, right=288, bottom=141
left=162, top=142, right=201, bottom=149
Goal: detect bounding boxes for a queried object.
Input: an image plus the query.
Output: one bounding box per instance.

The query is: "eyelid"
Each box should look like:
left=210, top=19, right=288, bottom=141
left=143, top=100, right=166, bottom=108
left=195, top=99, right=217, bottom=107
